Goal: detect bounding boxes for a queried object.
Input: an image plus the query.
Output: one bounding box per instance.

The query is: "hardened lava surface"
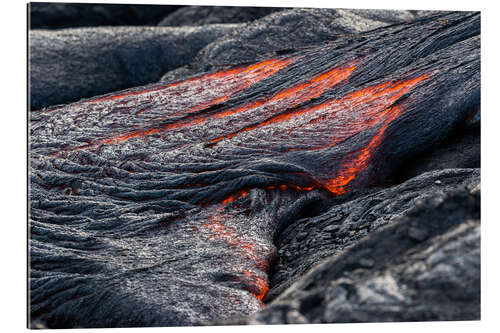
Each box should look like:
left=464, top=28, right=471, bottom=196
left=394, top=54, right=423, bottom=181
left=29, top=11, right=480, bottom=328
left=224, top=169, right=480, bottom=324
left=29, top=24, right=240, bottom=110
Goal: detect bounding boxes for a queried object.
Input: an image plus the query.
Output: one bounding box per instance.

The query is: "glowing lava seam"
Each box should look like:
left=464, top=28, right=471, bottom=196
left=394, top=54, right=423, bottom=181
left=71, top=60, right=356, bottom=150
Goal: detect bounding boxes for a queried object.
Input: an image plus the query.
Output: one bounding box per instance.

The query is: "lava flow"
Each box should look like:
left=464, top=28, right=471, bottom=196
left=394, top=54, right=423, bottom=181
left=47, top=57, right=293, bottom=153
left=90, top=58, right=293, bottom=105
left=202, top=211, right=272, bottom=303
left=68, top=60, right=356, bottom=150
left=205, top=74, right=431, bottom=195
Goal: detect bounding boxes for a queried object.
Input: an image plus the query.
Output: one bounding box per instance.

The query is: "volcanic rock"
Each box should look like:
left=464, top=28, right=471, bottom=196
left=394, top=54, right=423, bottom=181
left=160, top=8, right=437, bottom=83
left=222, top=169, right=480, bottom=324
left=29, top=25, right=238, bottom=110
left=29, top=10, right=480, bottom=328
left=395, top=122, right=480, bottom=182
left=157, top=5, right=284, bottom=26
left=267, top=168, right=480, bottom=302
left=29, top=2, right=182, bottom=29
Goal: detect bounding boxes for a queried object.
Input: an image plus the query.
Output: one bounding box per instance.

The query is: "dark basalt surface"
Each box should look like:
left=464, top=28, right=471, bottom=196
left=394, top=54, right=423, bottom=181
left=220, top=169, right=480, bottom=324
left=29, top=2, right=182, bottom=29
left=158, top=5, right=284, bottom=26
left=28, top=7, right=480, bottom=329
left=395, top=122, right=480, bottom=182
left=160, top=8, right=435, bottom=83
left=29, top=25, right=239, bottom=110
left=266, top=168, right=480, bottom=303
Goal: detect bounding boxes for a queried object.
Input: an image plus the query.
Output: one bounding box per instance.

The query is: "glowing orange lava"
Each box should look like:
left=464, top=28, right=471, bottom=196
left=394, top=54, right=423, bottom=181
left=323, top=105, right=403, bottom=194
left=221, top=189, right=249, bottom=204
left=208, top=62, right=357, bottom=144
left=90, top=58, right=293, bottom=104
left=314, top=75, right=431, bottom=194
left=210, top=74, right=430, bottom=195
left=211, top=62, right=357, bottom=120
left=76, top=60, right=354, bottom=150
left=242, top=269, right=269, bottom=302
left=211, top=74, right=430, bottom=147
left=202, top=212, right=270, bottom=302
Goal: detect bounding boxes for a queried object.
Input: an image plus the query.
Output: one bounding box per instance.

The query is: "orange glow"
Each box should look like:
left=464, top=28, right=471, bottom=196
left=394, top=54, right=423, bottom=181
left=210, top=74, right=430, bottom=146
left=220, top=189, right=249, bottom=204
left=324, top=105, right=403, bottom=194
left=202, top=213, right=270, bottom=302
left=90, top=58, right=292, bottom=104
left=211, top=74, right=430, bottom=196
left=207, top=63, right=357, bottom=144
left=79, top=60, right=353, bottom=149
left=211, top=63, right=356, bottom=120
left=57, top=54, right=430, bottom=199
left=316, top=74, right=431, bottom=194
left=203, top=214, right=269, bottom=271
left=296, top=186, right=314, bottom=191
left=64, top=57, right=293, bottom=151
left=242, top=269, right=269, bottom=301
left=221, top=196, right=235, bottom=205
left=219, top=185, right=321, bottom=205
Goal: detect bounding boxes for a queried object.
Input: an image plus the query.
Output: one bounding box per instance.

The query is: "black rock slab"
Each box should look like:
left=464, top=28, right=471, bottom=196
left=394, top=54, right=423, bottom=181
left=29, top=2, right=183, bottom=29
left=267, top=168, right=480, bottom=302
left=394, top=122, right=480, bottom=182
left=158, top=5, right=284, bottom=26
left=29, top=25, right=238, bottom=110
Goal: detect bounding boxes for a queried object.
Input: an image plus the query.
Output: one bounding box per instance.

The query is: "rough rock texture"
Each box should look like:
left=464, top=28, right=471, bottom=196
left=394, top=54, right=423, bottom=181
left=158, top=5, right=284, bottom=26
left=348, top=8, right=441, bottom=24
left=222, top=170, right=480, bottom=324
left=29, top=25, right=238, bottom=110
left=29, top=2, right=182, bottom=29
left=266, top=168, right=480, bottom=301
left=160, top=8, right=435, bottom=83
left=395, top=122, right=480, bottom=182
left=28, top=9, right=480, bottom=329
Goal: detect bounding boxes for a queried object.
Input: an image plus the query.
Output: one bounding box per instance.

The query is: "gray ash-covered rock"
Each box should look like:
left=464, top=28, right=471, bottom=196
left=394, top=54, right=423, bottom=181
left=29, top=2, right=182, bottom=29
left=29, top=25, right=238, bottom=110
left=158, top=5, right=284, bottom=27
left=222, top=169, right=480, bottom=324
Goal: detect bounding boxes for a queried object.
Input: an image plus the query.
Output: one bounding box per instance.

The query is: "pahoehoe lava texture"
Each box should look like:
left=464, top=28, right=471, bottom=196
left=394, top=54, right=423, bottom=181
left=223, top=169, right=480, bottom=324
left=159, top=8, right=435, bottom=83
left=29, top=10, right=480, bottom=328
left=29, top=25, right=239, bottom=110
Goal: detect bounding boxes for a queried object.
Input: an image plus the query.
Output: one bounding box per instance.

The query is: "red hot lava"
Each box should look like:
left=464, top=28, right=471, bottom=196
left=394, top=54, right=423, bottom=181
left=202, top=211, right=272, bottom=303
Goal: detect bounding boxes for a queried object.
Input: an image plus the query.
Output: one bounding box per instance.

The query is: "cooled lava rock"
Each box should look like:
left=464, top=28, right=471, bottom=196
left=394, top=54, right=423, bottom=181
left=160, top=8, right=435, bottom=83
left=29, top=9, right=480, bottom=328
left=29, top=2, right=182, bottom=29
left=219, top=169, right=480, bottom=324
left=157, top=5, right=284, bottom=26
left=29, top=25, right=238, bottom=110
left=267, top=168, right=480, bottom=303
left=395, top=122, right=480, bottom=182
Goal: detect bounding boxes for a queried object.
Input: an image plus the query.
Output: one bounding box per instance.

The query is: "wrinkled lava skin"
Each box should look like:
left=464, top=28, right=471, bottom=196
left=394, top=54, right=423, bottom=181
left=29, top=11, right=479, bottom=328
